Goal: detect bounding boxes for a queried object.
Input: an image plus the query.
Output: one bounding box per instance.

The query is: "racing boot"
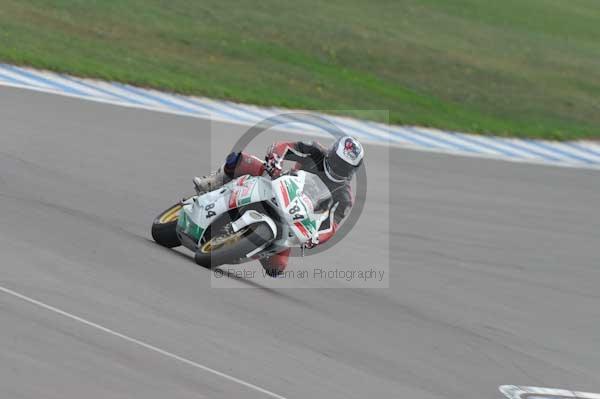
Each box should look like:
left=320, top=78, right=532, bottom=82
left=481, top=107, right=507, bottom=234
left=194, top=152, right=265, bottom=194
left=193, top=165, right=231, bottom=194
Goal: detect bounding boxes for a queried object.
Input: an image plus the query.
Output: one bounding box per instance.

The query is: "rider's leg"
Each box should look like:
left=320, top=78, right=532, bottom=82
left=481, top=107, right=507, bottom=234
left=193, top=152, right=265, bottom=193
left=259, top=248, right=290, bottom=277
left=229, top=152, right=265, bottom=178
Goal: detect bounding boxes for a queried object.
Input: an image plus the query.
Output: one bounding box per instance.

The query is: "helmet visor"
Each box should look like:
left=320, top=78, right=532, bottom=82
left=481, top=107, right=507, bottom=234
left=326, top=155, right=356, bottom=181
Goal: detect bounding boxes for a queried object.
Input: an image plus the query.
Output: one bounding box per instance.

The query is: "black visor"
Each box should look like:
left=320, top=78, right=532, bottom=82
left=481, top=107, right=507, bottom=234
left=326, top=155, right=356, bottom=181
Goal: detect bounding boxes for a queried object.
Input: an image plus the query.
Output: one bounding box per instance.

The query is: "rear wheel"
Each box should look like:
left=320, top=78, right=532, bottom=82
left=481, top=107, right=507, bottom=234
left=151, top=203, right=182, bottom=248
left=194, top=222, right=274, bottom=268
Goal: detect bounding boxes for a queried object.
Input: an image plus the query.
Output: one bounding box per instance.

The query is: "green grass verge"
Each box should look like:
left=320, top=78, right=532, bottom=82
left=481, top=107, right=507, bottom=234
left=1, top=0, right=599, bottom=139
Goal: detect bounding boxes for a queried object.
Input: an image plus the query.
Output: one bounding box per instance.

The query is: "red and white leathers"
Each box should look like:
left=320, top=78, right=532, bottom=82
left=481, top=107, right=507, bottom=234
left=220, top=141, right=354, bottom=277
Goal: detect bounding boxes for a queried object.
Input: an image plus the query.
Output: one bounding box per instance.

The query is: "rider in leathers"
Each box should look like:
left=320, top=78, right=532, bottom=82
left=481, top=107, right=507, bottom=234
left=193, top=136, right=364, bottom=276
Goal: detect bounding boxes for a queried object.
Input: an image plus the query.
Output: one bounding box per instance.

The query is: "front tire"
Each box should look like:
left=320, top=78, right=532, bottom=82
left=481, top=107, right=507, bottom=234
left=194, top=223, right=274, bottom=268
left=151, top=203, right=182, bottom=248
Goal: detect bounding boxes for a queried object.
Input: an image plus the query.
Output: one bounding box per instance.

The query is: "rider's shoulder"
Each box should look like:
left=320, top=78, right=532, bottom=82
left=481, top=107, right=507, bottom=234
left=297, top=140, right=326, bottom=153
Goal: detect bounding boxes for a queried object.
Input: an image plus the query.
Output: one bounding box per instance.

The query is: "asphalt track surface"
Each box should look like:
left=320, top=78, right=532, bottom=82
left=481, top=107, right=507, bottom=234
left=1, top=86, right=599, bottom=398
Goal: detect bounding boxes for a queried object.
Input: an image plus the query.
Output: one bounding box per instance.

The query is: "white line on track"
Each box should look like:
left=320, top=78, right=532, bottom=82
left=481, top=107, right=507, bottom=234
left=499, top=385, right=600, bottom=399
left=0, top=285, right=288, bottom=399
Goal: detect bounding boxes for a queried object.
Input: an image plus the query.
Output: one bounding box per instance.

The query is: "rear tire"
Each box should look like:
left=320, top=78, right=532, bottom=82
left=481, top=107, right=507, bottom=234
left=151, top=203, right=182, bottom=248
left=194, top=223, right=274, bottom=268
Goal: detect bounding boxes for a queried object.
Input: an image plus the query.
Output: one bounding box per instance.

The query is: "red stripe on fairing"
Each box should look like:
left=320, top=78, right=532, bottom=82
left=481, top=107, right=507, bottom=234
left=279, top=182, right=290, bottom=207
left=237, top=175, right=247, bottom=186
left=229, top=190, right=238, bottom=208
left=294, top=222, right=309, bottom=237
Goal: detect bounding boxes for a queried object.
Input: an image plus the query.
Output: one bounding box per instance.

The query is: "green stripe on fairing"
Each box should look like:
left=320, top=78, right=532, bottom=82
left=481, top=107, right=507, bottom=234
left=177, top=210, right=187, bottom=228
left=178, top=210, right=204, bottom=241
left=296, top=196, right=317, bottom=233
left=301, top=217, right=317, bottom=233
left=237, top=179, right=257, bottom=207
left=284, top=180, right=300, bottom=202
left=188, top=223, right=204, bottom=241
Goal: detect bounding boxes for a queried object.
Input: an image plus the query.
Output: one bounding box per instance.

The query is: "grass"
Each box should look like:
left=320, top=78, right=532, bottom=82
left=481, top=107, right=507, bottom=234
left=0, top=0, right=599, bottom=139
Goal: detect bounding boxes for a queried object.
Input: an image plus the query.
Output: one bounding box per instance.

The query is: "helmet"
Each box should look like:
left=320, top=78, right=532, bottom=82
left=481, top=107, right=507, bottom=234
left=324, top=136, right=364, bottom=182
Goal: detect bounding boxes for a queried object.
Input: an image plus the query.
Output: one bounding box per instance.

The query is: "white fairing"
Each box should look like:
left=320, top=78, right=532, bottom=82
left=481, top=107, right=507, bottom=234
left=176, top=171, right=332, bottom=261
left=231, top=210, right=277, bottom=237
left=271, top=171, right=332, bottom=246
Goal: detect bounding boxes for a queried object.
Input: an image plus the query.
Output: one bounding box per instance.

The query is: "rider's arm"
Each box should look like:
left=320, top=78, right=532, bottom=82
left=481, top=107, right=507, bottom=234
left=267, top=141, right=325, bottom=166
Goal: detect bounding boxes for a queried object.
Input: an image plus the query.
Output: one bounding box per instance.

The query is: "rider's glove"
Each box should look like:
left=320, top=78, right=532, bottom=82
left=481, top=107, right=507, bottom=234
left=264, top=153, right=283, bottom=177
left=304, top=237, right=318, bottom=249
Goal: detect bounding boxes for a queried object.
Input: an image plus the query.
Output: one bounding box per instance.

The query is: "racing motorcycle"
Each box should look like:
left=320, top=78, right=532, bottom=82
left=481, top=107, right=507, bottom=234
left=151, top=170, right=333, bottom=267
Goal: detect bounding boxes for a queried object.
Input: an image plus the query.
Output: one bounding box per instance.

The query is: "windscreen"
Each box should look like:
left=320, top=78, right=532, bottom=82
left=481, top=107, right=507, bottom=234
left=301, top=172, right=332, bottom=213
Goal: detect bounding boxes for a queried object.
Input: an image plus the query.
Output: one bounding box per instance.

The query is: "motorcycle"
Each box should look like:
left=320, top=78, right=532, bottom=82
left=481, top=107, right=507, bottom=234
left=151, top=170, right=333, bottom=267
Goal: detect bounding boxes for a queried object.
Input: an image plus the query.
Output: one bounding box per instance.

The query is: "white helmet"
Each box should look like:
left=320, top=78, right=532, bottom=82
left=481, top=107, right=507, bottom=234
left=324, top=136, right=364, bottom=182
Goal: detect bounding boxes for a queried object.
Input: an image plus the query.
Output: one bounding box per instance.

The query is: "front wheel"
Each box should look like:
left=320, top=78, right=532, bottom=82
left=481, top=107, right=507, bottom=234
left=151, top=203, right=182, bottom=248
left=194, top=222, right=274, bottom=268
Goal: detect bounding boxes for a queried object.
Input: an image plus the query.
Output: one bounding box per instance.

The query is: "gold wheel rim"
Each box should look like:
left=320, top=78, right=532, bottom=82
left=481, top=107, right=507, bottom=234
left=200, top=227, right=249, bottom=253
left=158, top=204, right=182, bottom=224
